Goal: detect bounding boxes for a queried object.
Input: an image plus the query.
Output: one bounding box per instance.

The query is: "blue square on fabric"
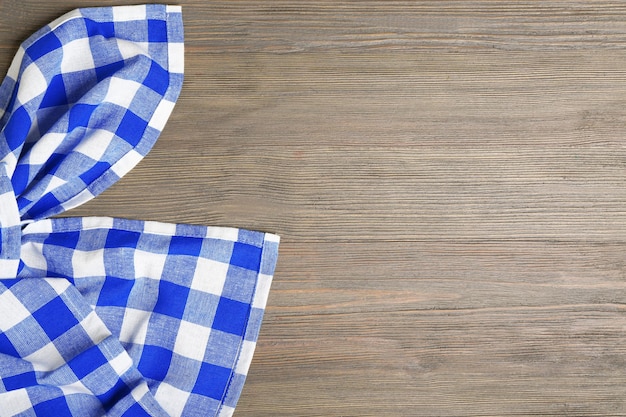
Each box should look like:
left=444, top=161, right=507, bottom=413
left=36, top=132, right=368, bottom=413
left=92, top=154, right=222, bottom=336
left=143, top=61, right=169, bottom=95
left=212, top=298, right=250, bottom=336
left=182, top=290, right=219, bottom=327
left=137, top=345, right=172, bottom=381
left=97, top=276, right=134, bottom=307
left=54, top=319, right=99, bottom=361
left=4, top=106, right=31, bottom=151
left=161, top=255, right=196, bottom=287
left=144, top=314, right=179, bottom=348
left=0, top=333, right=19, bottom=357
left=68, top=103, right=98, bottom=130
left=147, top=19, right=168, bottom=42
left=79, top=161, right=111, bottom=186
left=67, top=344, right=108, bottom=379
left=26, top=31, right=62, bottom=61
left=2, top=371, right=37, bottom=391
left=34, top=105, right=69, bottom=138
left=47, top=17, right=87, bottom=45
left=168, top=236, right=203, bottom=257
left=161, top=354, right=202, bottom=392
left=40, top=74, right=69, bottom=108
left=31, top=296, right=80, bottom=341
left=203, top=331, right=240, bottom=368
left=97, top=377, right=131, bottom=410
left=201, top=239, right=234, bottom=264
left=39, top=152, right=65, bottom=176
left=223, top=373, right=247, bottom=408
left=94, top=306, right=125, bottom=337
left=137, top=232, right=171, bottom=254
left=33, top=396, right=72, bottom=415
left=105, top=229, right=141, bottom=249
left=127, top=85, right=162, bottom=121
left=0, top=279, right=21, bottom=291
left=237, top=229, right=264, bottom=247
left=95, top=60, right=125, bottom=82
left=44, top=231, right=81, bottom=249
left=230, top=242, right=262, bottom=271
left=220, top=266, right=257, bottom=303
left=84, top=18, right=115, bottom=39
left=192, top=362, right=232, bottom=400
left=115, top=110, right=147, bottom=146
left=28, top=192, right=61, bottom=219
left=153, top=280, right=190, bottom=319
left=11, top=164, right=29, bottom=196
left=126, top=277, right=160, bottom=310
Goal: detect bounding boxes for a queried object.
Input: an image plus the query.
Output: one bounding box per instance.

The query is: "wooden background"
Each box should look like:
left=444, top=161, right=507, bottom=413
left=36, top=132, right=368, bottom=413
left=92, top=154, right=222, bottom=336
left=3, top=1, right=626, bottom=415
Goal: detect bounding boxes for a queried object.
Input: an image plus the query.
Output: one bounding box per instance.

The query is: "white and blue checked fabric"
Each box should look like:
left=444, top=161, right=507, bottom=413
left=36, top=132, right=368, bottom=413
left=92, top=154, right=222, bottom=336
left=0, top=5, right=279, bottom=416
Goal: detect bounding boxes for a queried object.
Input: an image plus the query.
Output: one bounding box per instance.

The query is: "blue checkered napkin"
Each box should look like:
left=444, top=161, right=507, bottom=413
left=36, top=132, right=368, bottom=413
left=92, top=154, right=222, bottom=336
left=0, top=4, right=184, bottom=223
left=0, top=4, right=279, bottom=417
left=12, top=218, right=279, bottom=417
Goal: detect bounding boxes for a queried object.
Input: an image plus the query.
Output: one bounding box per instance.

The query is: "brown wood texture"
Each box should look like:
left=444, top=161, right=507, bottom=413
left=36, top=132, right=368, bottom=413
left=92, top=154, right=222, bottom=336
left=3, top=1, right=626, bottom=415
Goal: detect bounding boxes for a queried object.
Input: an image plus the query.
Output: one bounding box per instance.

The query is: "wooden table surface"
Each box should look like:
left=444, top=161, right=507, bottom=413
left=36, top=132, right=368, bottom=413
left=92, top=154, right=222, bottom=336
left=3, top=1, right=626, bottom=416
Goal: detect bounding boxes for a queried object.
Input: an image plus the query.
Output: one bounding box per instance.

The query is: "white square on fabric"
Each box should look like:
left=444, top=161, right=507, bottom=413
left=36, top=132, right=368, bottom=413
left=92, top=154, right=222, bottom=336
left=155, top=382, right=191, bottom=417
left=134, top=249, right=167, bottom=279
left=119, top=308, right=151, bottom=345
left=61, top=38, right=95, bottom=73
left=252, top=273, right=273, bottom=309
left=59, top=380, right=91, bottom=396
left=143, top=221, right=177, bottom=235
left=80, top=310, right=112, bottom=346
left=6, top=47, right=25, bottom=81
left=43, top=277, right=71, bottom=295
left=168, top=43, right=184, bottom=74
left=61, top=188, right=96, bottom=212
left=0, top=189, right=15, bottom=207
left=24, top=341, right=65, bottom=372
left=42, top=175, right=67, bottom=195
left=109, top=351, right=133, bottom=376
left=74, top=129, right=116, bottom=162
left=205, top=227, right=239, bottom=242
left=115, top=38, right=143, bottom=60
left=27, top=133, right=66, bottom=165
left=0, top=290, right=32, bottom=332
left=130, top=383, right=151, bottom=402
left=112, top=4, right=147, bottom=21
left=173, top=320, right=211, bottom=361
left=111, top=149, right=142, bottom=177
left=104, top=77, right=141, bottom=108
left=234, top=340, right=257, bottom=375
left=81, top=217, right=114, bottom=230
left=72, top=249, right=106, bottom=278
left=16, top=240, right=48, bottom=271
left=148, top=99, right=176, bottom=131
left=17, top=63, right=47, bottom=104
left=190, top=258, right=229, bottom=296
left=0, top=389, right=33, bottom=417
left=218, top=405, right=236, bottom=417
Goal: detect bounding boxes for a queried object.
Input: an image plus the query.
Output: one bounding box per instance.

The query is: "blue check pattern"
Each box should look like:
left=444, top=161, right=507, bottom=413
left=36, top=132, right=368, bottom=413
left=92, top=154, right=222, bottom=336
left=0, top=5, right=279, bottom=417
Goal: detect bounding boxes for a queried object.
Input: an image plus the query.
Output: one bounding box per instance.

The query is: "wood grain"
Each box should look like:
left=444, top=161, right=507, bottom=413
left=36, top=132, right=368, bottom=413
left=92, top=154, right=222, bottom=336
left=3, top=1, right=626, bottom=415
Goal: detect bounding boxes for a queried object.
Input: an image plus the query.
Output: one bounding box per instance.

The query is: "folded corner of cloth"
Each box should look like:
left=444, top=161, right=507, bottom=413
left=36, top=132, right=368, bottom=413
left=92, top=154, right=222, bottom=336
left=0, top=4, right=279, bottom=417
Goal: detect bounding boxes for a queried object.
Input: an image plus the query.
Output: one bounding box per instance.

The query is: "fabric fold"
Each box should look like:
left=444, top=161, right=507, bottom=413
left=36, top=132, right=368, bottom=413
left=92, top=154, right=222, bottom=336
left=0, top=5, right=278, bottom=417
left=0, top=4, right=184, bottom=222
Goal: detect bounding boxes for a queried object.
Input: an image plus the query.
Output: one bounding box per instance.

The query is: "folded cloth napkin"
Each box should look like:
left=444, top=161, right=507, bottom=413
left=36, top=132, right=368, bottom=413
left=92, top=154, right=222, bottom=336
left=0, top=5, right=279, bottom=416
